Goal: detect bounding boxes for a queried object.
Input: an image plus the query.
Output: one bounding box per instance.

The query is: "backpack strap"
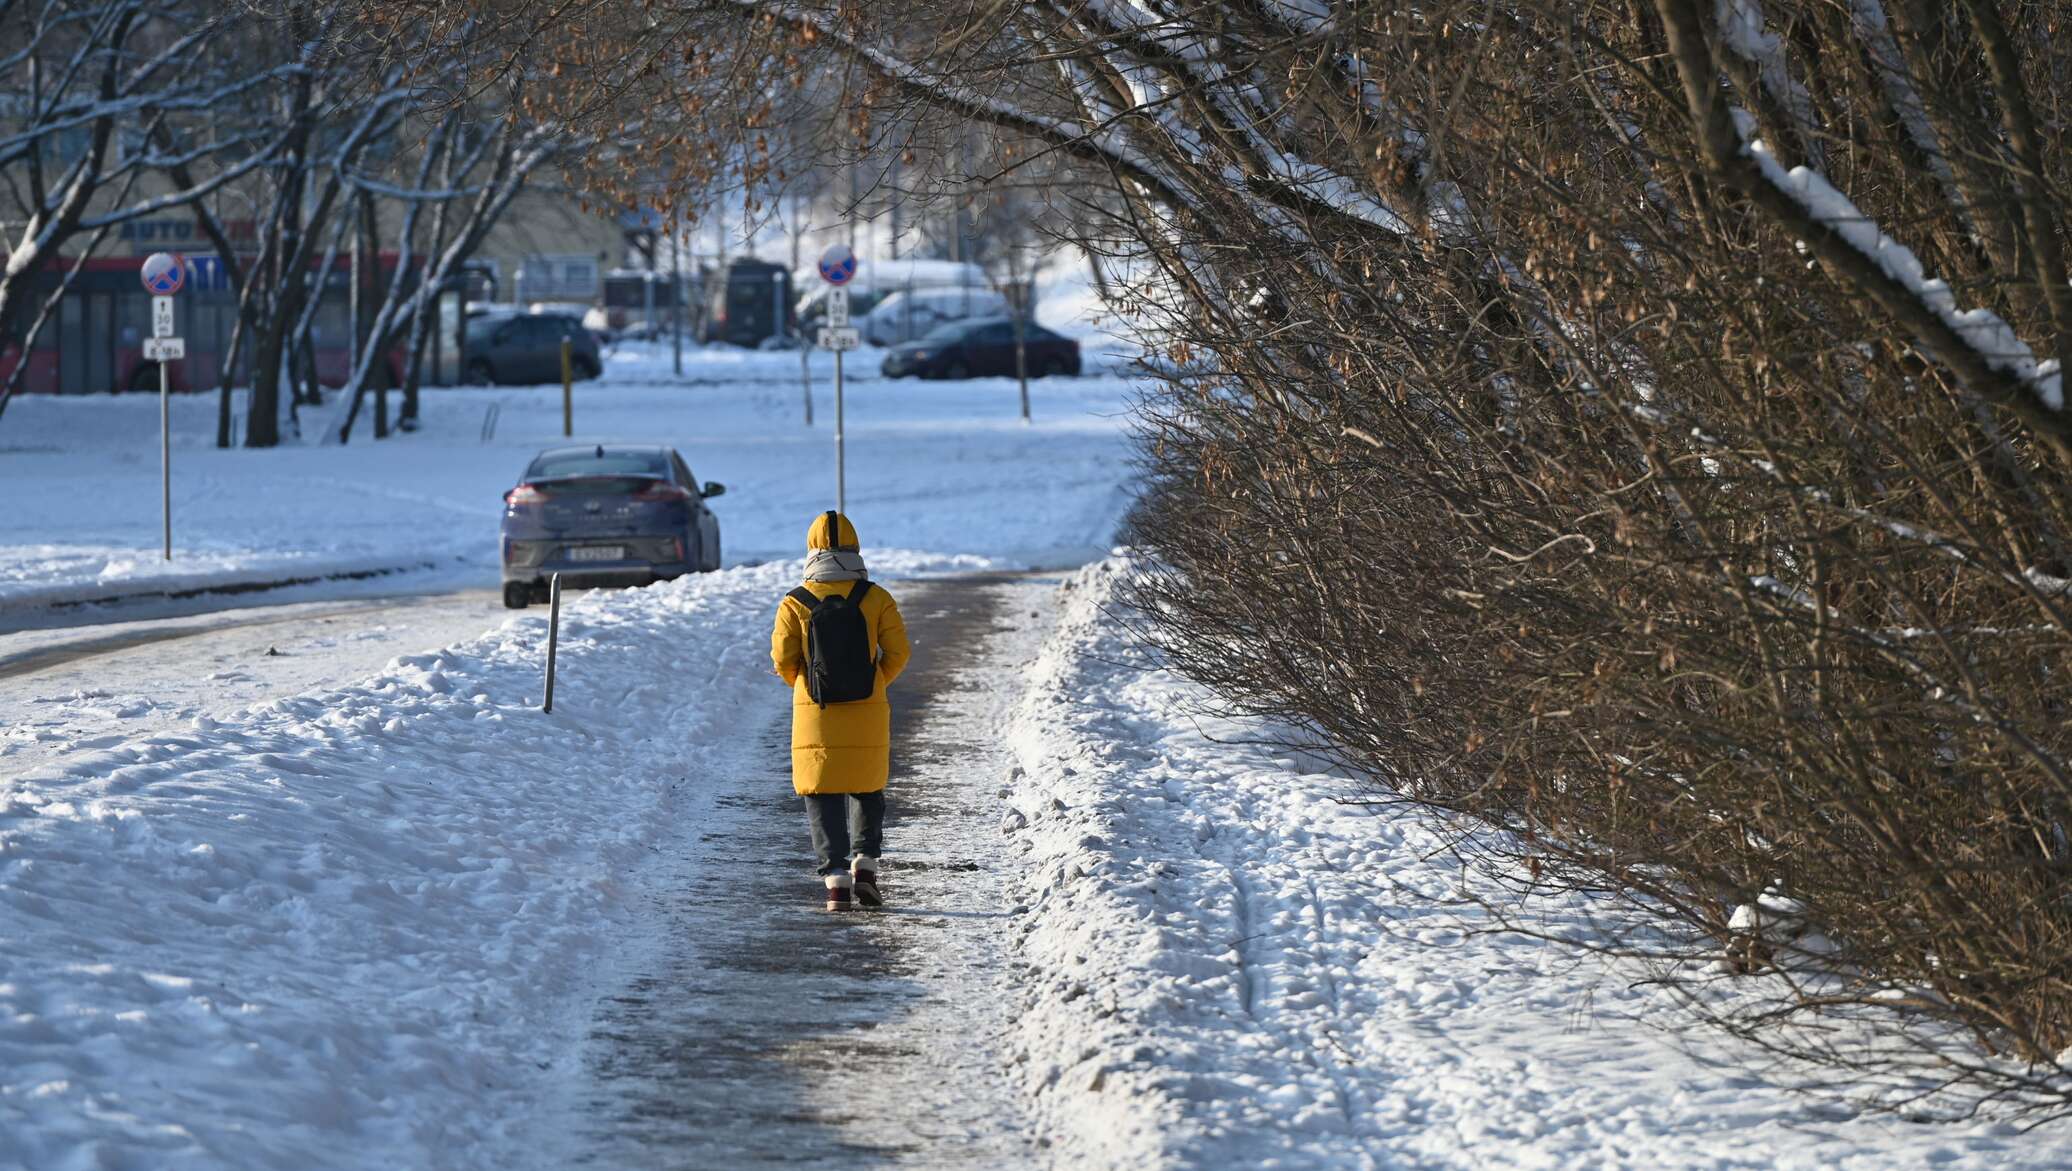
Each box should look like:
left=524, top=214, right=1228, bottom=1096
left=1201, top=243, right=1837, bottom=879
left=787, top=586, right=820, bottom=610
left=848, top=580, right=871, bottom=603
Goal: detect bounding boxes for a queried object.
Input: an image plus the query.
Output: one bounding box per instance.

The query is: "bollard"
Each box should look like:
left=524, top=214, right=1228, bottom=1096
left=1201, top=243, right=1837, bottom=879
left=560, top=337, right=573, bottom=438
left=543, top=573, right=562, bottom=713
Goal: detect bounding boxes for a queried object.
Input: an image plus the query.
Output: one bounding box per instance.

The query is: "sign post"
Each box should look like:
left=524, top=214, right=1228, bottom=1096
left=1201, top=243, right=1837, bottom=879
left=140, top=253, right=186, bottom=560
left=560, top=335, right=573, bottom=438
left=816, top=244, right=861, bottom=517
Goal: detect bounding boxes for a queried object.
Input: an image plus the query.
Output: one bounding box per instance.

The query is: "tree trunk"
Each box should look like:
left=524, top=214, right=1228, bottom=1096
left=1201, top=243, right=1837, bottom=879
left=357, top=192, right=388, bottom=439
left=399, top=295, right=433, bottom=430
left=247, top=315, right=288, bottom=448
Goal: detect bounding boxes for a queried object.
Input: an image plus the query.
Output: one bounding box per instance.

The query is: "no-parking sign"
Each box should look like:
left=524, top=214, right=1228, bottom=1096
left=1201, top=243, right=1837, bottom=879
left=141, top=252, right=186, bottom=295
left=817, top=244, right=857, bottom=285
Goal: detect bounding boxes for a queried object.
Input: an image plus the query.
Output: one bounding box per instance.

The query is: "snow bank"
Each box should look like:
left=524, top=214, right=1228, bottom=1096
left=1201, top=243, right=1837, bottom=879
left=1002, top=557, right=2068, bottom=1170
left=0, top=546, right=447, bottom=615
left=0, top=559, right=848, bottom=1168
left=0, top=344, right=1137, bottom=619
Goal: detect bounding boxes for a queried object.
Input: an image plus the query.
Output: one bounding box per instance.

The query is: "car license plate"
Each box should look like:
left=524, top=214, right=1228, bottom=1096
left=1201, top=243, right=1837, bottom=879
left=569, top=545, right=623, bottom=562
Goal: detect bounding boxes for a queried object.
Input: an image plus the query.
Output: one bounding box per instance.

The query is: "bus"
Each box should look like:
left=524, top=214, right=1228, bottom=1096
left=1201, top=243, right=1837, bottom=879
left=2, top=253, right=424, bottom=396
left=599, top=268, right=692, bottom=338
left=699, top=258, right=791, bottom=347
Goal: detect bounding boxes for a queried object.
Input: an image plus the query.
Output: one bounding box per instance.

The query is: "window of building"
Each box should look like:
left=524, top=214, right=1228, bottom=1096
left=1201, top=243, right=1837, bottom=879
left=515, top=253, right=599, bottom=301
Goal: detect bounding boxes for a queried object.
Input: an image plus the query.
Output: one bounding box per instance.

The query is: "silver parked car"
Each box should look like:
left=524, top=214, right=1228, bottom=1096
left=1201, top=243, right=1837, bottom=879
left=499, top=443, right=725, bottom=608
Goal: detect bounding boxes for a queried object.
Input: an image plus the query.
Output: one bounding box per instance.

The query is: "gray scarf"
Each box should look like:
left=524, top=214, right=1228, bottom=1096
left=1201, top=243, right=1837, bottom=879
left=803, top=548, right=868, bottom=582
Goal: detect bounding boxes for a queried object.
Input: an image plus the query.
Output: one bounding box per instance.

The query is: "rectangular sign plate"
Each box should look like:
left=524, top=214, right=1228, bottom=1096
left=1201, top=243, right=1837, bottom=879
left=152, top=296, right=175, bottom=337
left=826, top=287, right=850, bottom=327
left=142, top=337, right=185, bottom=360
left=817, top=326, right=861, bottom=351
left=568, top=545, right=623, bottom=562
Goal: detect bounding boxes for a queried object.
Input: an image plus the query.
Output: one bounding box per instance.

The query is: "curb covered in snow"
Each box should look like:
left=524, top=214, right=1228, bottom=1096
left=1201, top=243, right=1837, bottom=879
left=0, top=558, right=450, bottom=623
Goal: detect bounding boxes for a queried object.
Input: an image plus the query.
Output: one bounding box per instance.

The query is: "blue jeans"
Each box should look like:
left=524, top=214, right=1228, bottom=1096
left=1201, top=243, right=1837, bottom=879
left=804, top=791, right=886, bottom=876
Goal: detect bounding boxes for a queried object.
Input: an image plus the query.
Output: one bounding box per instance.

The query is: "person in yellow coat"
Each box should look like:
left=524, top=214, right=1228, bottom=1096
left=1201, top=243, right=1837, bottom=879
left=771, top=510, right=911, bottom=910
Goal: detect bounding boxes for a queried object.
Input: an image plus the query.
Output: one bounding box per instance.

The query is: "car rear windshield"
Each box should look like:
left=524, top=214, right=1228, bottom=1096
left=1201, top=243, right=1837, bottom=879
left=527, top=451, right=669, bottom=480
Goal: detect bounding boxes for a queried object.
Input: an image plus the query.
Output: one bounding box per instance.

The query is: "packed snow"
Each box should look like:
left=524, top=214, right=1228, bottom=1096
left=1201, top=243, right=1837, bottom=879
left=1, top=589, right=508, bottom=779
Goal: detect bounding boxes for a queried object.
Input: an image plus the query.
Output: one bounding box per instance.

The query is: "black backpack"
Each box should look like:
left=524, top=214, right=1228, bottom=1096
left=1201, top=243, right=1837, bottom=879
left=788, top=579, right=877, bottom=706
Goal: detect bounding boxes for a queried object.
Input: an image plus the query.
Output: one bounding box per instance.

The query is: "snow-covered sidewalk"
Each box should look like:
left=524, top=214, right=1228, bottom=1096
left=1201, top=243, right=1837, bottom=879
left=511, top=573, right=1049, bottom=1168
left=1000, top=558, right=2069, bottom=1171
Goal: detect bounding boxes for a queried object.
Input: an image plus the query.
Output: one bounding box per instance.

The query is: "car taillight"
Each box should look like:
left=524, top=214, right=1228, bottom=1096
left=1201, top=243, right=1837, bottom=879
left=634, top=480, right=692, bottom=503
left=505, top=483, right=547, bottom=506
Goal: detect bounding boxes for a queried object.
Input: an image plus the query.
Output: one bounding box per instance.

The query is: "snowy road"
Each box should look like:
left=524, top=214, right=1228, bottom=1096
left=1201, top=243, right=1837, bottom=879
left=518, top=574, right=1051, bottom=1169
left=0, top=586, right=508, bottom=781
left=0, top=344, right=1136, bottom=616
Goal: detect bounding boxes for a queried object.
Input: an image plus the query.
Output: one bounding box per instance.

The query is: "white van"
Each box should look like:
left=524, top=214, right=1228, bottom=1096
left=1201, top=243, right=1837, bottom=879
left=858, top=286, right=1010, bottom=346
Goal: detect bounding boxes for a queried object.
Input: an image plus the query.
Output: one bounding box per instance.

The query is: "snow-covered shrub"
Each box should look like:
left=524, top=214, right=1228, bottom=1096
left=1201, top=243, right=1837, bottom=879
left=1098, top=0, right=2072, bottom=1118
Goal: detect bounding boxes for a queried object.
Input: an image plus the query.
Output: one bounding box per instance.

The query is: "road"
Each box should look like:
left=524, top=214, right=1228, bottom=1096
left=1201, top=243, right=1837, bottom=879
left=0, top=586, right=509, bottom=781
left=519, top=574, right=1051, bottom=1169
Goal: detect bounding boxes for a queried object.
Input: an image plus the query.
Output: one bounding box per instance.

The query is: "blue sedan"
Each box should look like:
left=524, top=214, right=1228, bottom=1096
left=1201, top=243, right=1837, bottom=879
left=500, top=444, right=725, bottom=608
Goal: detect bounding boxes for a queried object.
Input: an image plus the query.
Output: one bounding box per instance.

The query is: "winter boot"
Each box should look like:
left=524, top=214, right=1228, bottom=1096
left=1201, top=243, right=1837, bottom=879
left=852, top=856, right=883, bottom=908
left=824, top=873, right=854, bottom=912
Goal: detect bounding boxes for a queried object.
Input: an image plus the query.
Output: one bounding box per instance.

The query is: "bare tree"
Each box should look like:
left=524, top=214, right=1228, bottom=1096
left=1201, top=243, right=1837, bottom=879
left=0, top=0, right=295, bottom=421
left=327, top=106, right=565, bottom=443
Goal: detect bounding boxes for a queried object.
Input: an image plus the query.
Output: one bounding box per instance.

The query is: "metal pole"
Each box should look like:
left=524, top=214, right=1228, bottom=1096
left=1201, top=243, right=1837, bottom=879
left=672, top=230, right=683, bottom=376
left=160, top=359, right=171, bottom=560
left=560, top=336, right=573, bottom=437
left=834, top=347, right=845, bottom=516
left=542, top=573, right=562, bottom=713
left=800, top=343, right=814, bottom=426
left=888, top=154, right=901, bottom=261
left=1016, top=323, right=1031, bottom=423
left=643, top=234, right=656, bottom=343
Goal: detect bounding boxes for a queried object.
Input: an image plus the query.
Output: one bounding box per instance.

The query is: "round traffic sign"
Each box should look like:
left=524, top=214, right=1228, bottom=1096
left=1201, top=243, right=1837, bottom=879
left=141, top=252, right=186, bottom=295
left=817, top=244, right=858, bottom=286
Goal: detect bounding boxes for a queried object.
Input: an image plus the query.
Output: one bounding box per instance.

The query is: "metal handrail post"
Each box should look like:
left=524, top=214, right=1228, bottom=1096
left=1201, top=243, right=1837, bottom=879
left=543, top=573, right=562, bottom=713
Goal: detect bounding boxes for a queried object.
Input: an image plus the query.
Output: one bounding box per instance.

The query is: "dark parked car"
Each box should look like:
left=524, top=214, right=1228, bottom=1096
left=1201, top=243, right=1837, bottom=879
left=499, top=443, right=725, bottom=608
left=879, top=317, right=1081, bottom=379
left=465, top=313, right=602, bottom=385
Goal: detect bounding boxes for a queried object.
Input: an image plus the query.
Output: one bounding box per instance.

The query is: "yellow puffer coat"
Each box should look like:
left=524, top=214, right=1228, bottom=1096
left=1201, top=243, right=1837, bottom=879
left=770, top=512, right=911, bottom=795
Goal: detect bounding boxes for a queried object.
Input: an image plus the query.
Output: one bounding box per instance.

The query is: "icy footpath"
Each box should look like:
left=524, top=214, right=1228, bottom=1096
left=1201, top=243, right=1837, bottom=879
left=0, top=559, right=864, bottom=1169
left=1002, top=558, right=2064, bottom=1171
